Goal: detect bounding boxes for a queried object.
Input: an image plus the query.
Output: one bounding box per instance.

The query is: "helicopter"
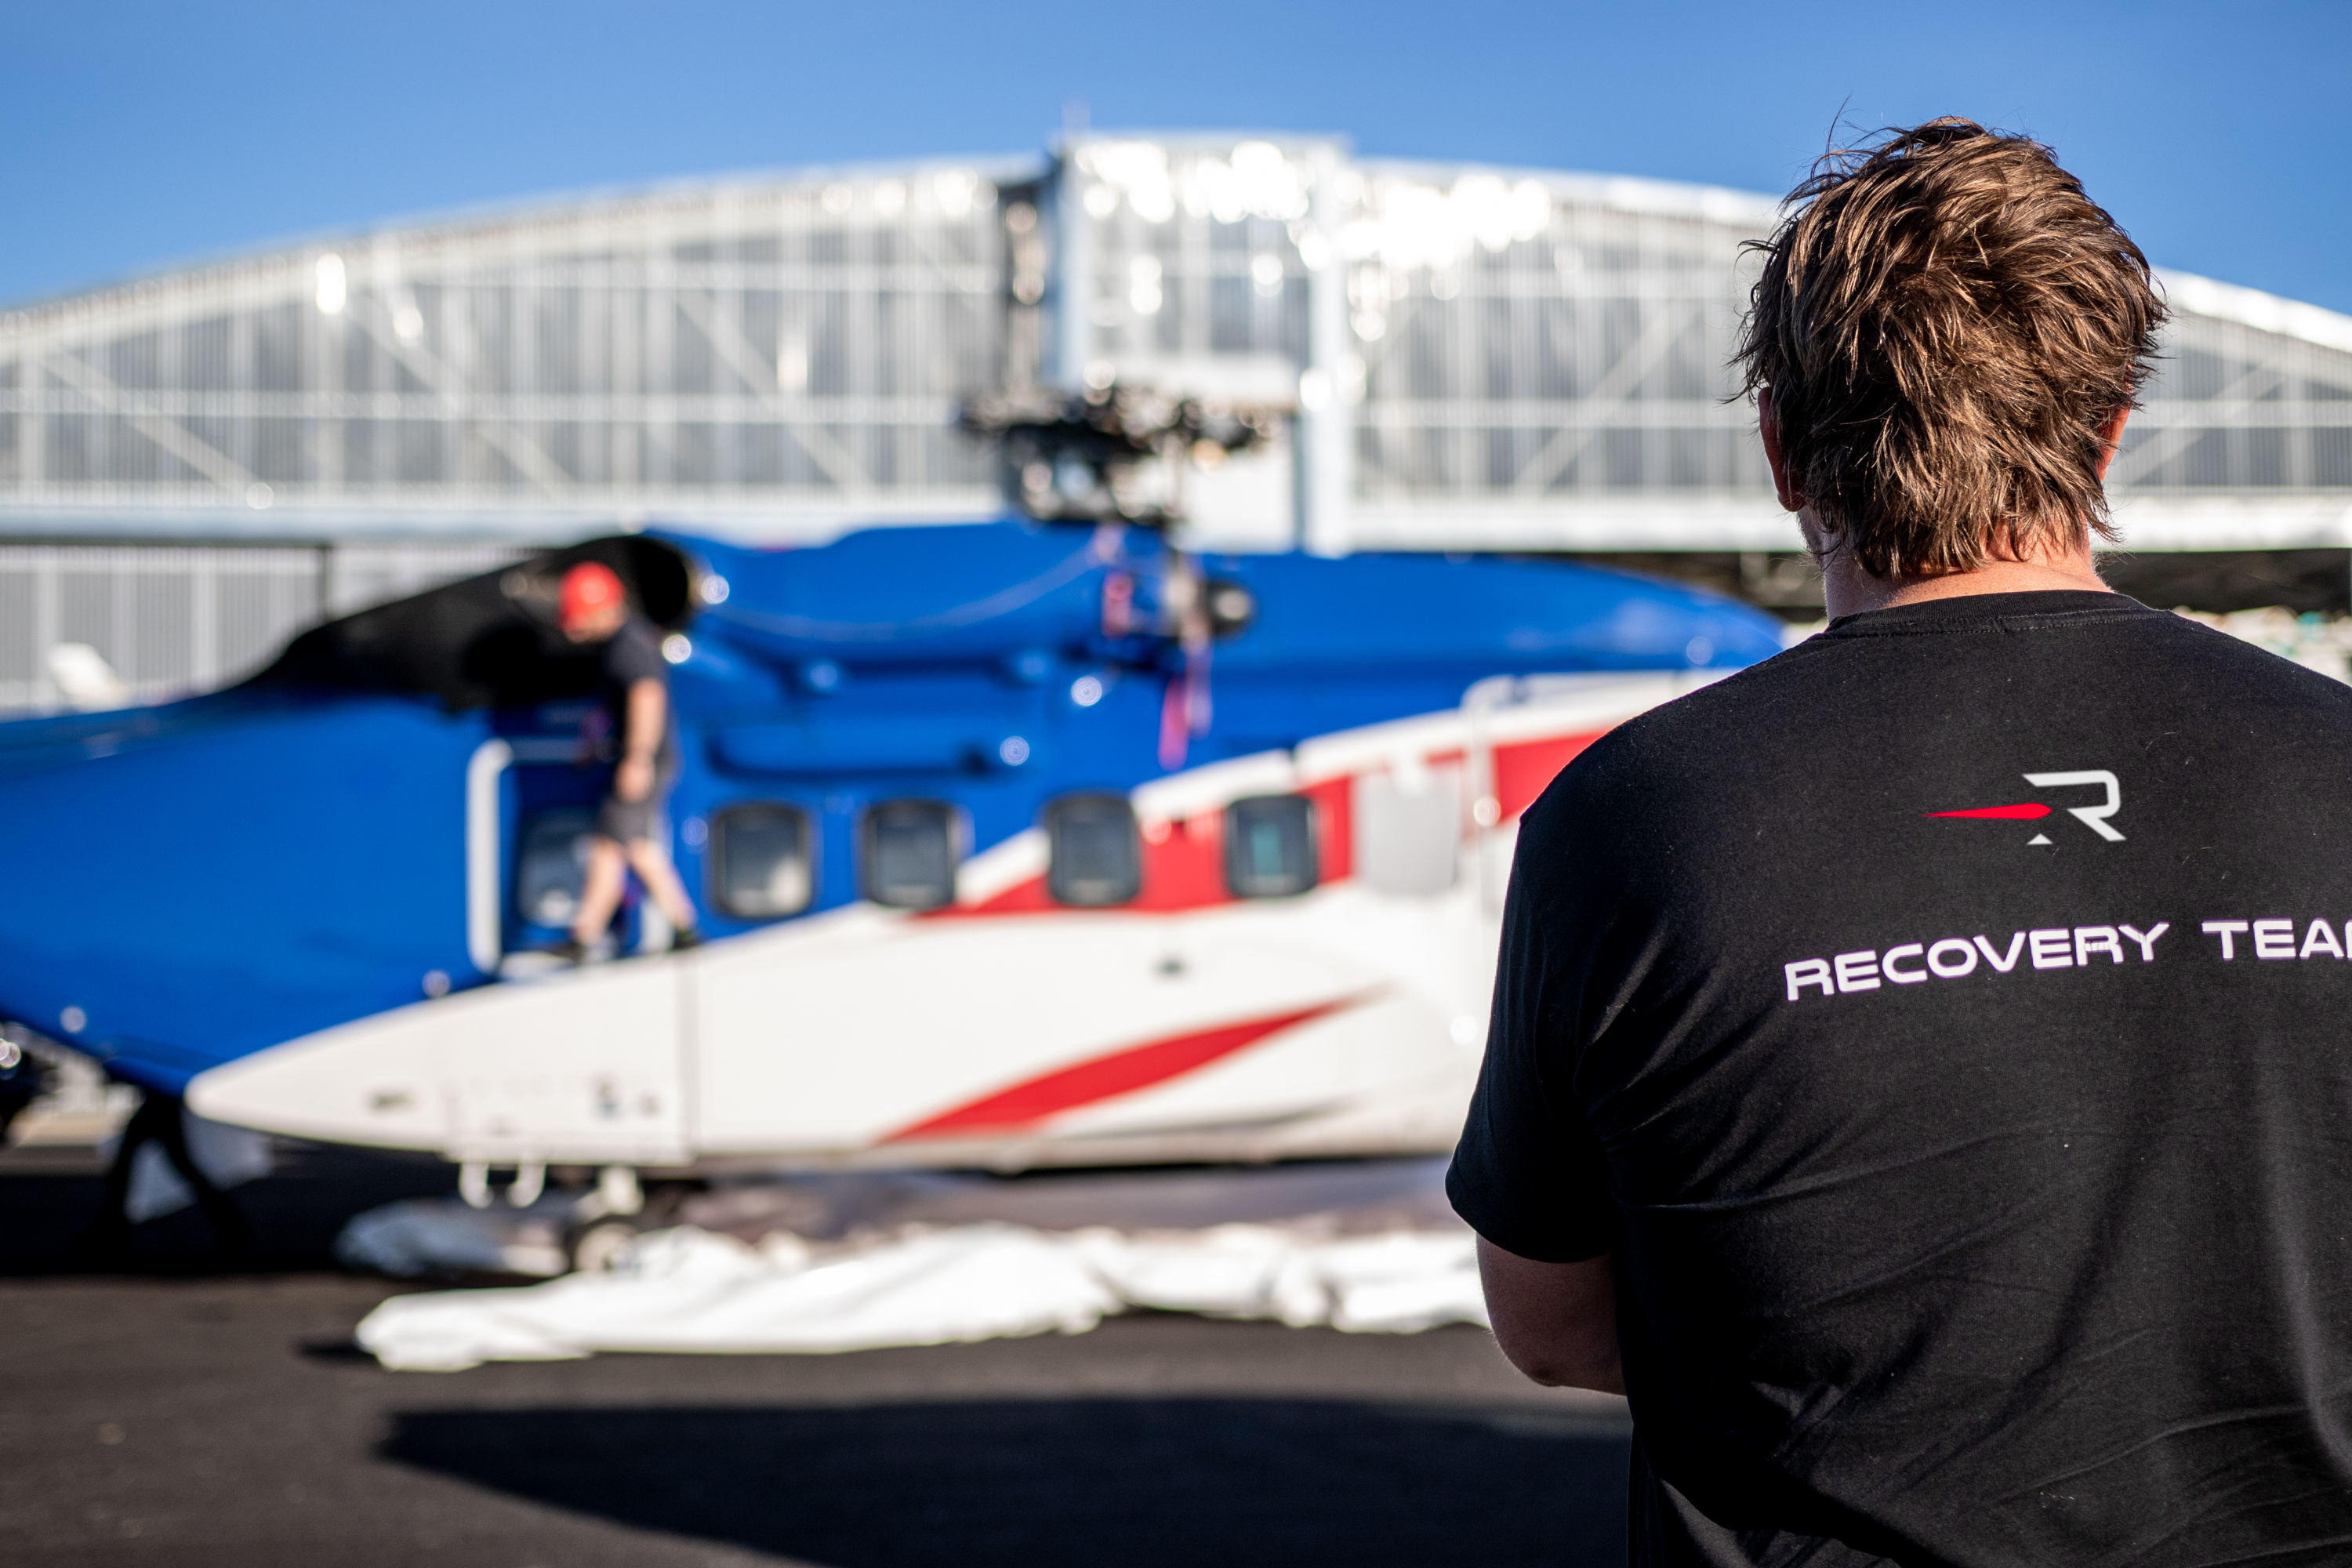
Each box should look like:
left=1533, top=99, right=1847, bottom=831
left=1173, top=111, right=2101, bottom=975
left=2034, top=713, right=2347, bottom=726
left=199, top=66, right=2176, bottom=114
left=0, top=383, right=1783, bottom=1208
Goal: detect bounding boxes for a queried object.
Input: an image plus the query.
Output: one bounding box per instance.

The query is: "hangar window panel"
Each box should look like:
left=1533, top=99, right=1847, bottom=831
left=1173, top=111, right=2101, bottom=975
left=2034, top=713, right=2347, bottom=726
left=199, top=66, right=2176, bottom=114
left=0, top=572, right=34, bottom=685
left=2183, top=430, right=2232, bottom=488
left=744, top=425, right=786, bottom=485
left=1155, top=280, right=1184, bottom=353
left=397, top=423, right=443, bottom=485
left=1544, top=438, right=1584, bottom=495
left=1602, top=428, right=1645, bottom=489
left=1210, top=277, right=1253, bottom=353
left=711, top=802, right=816, bottom=920
left=1482, top=428, right=1519, bottom=489
left=1047, top=793, right=1141, bottom=907
left=2317, top=429, right=2352, bottom=488
left=863, top=799, right=958, bottom=909
left=1411, top=424, right=1457, bottom=492
left=106, top=332, right=155, bottom=389
left=1664, top=319, right=1712, bottom=398
left=59, top=570, right=113, bottom=657
left=546, top=423, right=586, bottom=484
left=1277, top=278, right=1308, bottom=362
left=256, top=416, right=307, bottom=485
left=1403, top=305, right=1457, bottom=399
left=2246, top=428, right=2288, bottom=488
left=1534, top=303, right=1577, bottom=398
left=129, top=574, right=193, bottom=684
left=1225, top=795, right=1319, bottom=899
left=1480, top=299, right=1516, bottom=398
left=2171, top=347, right=2226, bottom=401
left=674, top=423, right=717, bottom=486
left=255, top=303, right=304, bottom=393
left=1676, top=427, right=1713, bottom=488
left=49, top=416, right=90, bottom=484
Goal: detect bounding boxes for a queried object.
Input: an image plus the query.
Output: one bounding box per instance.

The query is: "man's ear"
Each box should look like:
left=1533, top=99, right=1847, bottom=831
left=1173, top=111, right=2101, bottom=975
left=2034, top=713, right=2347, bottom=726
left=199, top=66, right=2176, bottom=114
left=1759, top=389, right=1805, bottom=514
left=2094, top=406, right=2131, bottom=483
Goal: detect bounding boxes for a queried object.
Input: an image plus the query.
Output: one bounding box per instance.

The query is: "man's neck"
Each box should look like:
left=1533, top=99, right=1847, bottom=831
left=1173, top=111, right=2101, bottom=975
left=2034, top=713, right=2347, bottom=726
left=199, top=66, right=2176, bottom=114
left=1813, top=519, right=2112, bottom=621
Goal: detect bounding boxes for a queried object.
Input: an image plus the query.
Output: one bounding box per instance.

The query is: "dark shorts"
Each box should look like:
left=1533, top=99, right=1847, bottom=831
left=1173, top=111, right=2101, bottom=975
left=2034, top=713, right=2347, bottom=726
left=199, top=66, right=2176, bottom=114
left=593, top=763, right=677, bottom=844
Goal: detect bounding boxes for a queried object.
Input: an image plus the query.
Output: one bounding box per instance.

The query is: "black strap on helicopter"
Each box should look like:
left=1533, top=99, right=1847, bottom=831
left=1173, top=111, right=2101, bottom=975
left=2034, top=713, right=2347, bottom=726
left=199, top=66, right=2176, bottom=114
left=245, top=536, right=695, bottom=711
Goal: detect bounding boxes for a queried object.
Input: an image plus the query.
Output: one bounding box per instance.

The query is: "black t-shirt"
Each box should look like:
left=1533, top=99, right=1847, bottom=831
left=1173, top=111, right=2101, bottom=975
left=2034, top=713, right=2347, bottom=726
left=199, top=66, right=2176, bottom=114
left=597, top=617, right=676, bottom=768
left=1449, top=591, right=2352, bottom=1566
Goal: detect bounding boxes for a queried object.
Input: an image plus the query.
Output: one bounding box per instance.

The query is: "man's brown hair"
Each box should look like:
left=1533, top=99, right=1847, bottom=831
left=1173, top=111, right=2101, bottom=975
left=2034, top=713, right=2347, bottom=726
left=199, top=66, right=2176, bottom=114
left=1735, top=118, right=2166, bottom=577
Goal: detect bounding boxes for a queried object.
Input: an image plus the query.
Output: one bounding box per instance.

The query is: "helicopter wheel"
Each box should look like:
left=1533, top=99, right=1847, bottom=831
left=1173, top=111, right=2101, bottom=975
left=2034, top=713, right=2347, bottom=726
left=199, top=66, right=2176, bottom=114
left=562, top=1179, right=696, bottom=1273
left=567, top=1215, right=645, bottom=1275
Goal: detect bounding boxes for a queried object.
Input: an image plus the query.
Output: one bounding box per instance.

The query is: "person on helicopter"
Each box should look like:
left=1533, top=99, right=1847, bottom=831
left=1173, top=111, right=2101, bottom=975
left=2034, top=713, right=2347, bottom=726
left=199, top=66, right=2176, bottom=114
left=551, top=561, right=701, bottom=960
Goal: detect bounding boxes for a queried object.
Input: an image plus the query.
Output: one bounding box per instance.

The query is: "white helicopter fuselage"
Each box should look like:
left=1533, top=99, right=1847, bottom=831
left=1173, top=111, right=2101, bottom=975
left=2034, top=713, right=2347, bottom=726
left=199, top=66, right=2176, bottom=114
left=187, top=675, right=1704, bottom=1178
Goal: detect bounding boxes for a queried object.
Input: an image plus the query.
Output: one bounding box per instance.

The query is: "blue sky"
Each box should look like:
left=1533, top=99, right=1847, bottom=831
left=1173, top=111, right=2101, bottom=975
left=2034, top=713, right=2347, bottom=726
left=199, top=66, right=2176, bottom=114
left=3, top=1, right=2347, bottom=313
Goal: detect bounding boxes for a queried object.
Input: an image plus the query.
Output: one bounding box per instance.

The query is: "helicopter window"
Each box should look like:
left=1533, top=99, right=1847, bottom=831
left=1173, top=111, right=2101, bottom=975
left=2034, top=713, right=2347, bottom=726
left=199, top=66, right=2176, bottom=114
left=1354, top=766, right=1461, bottom=895
left=710, top=803, right=815, bottom=920
left=1046, top=793, right=1142, bottom=907
left=862, top=799, right=958, bottom=909
left=1224, top=795, right=1318, bottom=898
left=515, top=808, right=596, bottom=928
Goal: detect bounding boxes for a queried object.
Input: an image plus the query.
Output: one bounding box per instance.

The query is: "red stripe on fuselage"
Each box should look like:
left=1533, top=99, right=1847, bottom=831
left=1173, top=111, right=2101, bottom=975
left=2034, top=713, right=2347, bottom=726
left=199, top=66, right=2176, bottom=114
left=882, top=996, right=1361, bottom=1141
left=1925, top=803, right=2051, bottom=820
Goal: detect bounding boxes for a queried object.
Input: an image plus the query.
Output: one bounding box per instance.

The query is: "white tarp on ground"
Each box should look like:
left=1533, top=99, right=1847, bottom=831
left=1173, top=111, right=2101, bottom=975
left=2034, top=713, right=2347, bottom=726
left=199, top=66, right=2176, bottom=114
left=355, top=1221, right=1486, bottom=1373
left=336, top=1192, right=576, bottom=1279
left=345, top=1159, right=1490, bottom=1372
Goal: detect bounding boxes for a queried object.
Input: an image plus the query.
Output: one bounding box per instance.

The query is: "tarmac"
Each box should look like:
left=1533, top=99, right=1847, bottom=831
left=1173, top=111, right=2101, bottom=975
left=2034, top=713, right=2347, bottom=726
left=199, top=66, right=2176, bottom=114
left=0, top=1141, right=1632, bottom=1566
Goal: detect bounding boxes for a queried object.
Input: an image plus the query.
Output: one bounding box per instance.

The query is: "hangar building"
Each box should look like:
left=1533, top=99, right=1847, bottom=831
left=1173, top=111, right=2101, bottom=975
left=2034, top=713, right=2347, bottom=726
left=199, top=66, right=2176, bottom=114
left=2, top=132, right=2348, bottom=710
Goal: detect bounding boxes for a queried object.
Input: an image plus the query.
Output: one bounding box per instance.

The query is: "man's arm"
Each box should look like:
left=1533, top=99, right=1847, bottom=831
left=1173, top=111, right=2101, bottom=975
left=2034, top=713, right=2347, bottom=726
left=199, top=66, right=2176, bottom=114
left=1477, top=1236, right=1624, bottom=1394
left=616, top=677, right=667, bottom=801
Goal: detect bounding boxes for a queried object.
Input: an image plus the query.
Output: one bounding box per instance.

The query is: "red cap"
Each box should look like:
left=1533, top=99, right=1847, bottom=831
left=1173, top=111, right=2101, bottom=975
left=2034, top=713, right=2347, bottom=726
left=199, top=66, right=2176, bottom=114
left=558, top=561, right=626, bottom=628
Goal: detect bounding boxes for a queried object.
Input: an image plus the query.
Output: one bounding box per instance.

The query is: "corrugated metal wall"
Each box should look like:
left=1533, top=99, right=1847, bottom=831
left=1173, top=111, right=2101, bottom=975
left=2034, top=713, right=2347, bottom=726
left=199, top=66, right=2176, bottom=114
left=0, top=540, right=528, bottom=712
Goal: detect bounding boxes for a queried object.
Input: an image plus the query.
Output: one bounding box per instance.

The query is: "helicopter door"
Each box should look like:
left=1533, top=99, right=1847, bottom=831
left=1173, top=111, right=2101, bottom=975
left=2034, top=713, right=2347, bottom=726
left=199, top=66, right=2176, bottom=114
left=466, top=736, right=652, bottom=970
left=1353, top=758, right=1463, bottom=896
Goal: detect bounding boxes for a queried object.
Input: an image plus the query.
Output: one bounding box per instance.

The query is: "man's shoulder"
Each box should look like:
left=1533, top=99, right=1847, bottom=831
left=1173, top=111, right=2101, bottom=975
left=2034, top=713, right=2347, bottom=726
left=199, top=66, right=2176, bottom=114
left=604, top=619, right=669, bottom=677
left=1514, top=670, right=1777, bottom=852
left=1625, top=597, right=2352, bottom=739
left=1534, top=645, right=1825, bottom=804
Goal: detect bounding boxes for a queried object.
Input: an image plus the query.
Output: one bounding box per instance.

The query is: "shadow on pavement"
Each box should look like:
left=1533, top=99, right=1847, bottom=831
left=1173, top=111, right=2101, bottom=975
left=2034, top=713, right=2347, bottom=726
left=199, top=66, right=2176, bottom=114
left=382, top=1397, right=1629, bottom=1566
left=0, top=1142, right=455, bottom=1277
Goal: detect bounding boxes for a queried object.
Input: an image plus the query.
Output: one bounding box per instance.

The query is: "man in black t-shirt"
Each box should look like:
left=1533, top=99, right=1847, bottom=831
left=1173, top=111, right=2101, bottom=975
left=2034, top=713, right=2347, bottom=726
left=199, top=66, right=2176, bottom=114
left=555, top=561, right=700, bottom=959
left=1450, top=120, right=2352, bottom=1564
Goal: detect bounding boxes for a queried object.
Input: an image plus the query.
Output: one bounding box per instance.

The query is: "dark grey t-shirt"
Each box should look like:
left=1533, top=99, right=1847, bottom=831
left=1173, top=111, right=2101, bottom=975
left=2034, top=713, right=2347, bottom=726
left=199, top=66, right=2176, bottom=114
left=1449, top=591, right=2352, bottom=1566
left=597, top=616, right=677, bottom=769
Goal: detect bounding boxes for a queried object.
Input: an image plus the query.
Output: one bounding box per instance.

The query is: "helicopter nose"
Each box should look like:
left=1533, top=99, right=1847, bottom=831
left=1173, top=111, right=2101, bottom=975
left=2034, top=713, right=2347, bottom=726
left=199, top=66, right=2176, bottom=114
left=186, top=958, right=691, bottom=1166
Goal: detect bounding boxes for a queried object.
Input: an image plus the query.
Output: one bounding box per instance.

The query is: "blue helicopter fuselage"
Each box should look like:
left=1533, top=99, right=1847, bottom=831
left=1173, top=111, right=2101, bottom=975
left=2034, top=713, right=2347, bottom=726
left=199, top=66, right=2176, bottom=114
left=0, top=520, right=1783, bottom=1099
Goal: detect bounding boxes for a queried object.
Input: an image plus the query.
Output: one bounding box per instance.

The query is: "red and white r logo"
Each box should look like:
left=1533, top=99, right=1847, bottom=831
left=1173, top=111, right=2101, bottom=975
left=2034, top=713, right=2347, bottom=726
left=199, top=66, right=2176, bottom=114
left=1926, top=770, right=2124, bottom=844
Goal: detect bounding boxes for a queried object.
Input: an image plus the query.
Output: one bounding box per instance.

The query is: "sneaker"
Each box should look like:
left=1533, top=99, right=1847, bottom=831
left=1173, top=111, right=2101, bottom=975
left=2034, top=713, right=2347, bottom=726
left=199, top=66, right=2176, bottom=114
left=548, top=937, right=589, bottom=965
left=670, top=927, right=704, bottom=953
